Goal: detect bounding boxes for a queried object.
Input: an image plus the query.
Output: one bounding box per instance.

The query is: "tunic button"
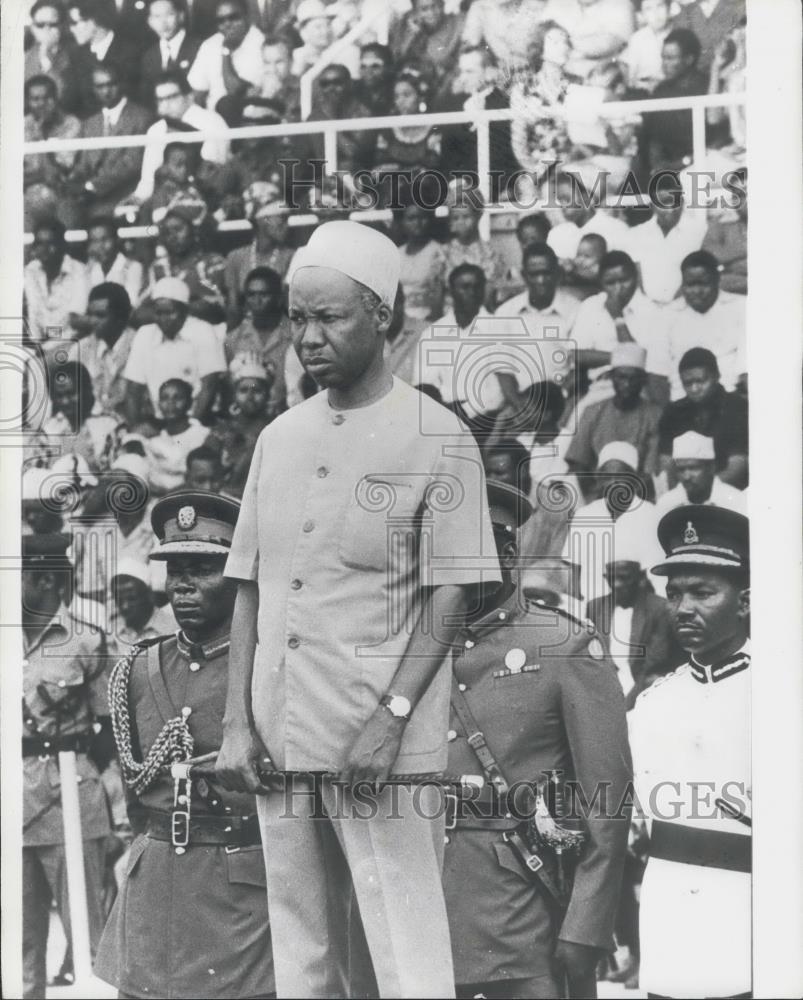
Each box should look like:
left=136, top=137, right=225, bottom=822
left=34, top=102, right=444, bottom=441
left=443, top=835, right=450, bottom=845
left=290, top=579, right=302, bottom=590
left=332, top=414, right=345, bottom=425
left=464, top=640, right=474, bottom=650
left=76, top=776, right=83, bottom=784
left=288, top=636, right=300, bottom=649
left=458, top=683, right=467, bottom=692
left=58, top=680, right=66, bottom=688
left=189, top=662, right=200, bottom=672
left=447, top=730, right=457, bottom=742
left=303, top=520, right=315, bottom=533
left=498, top=611, right=507, bottom=620
left=175, top=847, right=186, bottom=855
left=317, top=466, right=329, bottom=478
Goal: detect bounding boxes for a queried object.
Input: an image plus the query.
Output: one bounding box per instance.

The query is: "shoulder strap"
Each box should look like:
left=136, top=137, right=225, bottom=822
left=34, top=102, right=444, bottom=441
left=146, top=641, right=178, bottom=725
left=450, top=682, right=510, bottom=796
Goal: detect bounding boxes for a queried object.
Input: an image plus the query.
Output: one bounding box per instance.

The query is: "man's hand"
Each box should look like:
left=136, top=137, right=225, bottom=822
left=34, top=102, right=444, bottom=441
left=339, top=708, right=407, bottom=786
left=554, top=940, right=602, bottom=992
left=215, top=725, right=272, bottom=795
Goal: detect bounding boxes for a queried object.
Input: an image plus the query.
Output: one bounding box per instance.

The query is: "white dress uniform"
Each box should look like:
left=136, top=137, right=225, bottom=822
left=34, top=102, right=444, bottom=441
left=630, top=642, right=751, bottom=998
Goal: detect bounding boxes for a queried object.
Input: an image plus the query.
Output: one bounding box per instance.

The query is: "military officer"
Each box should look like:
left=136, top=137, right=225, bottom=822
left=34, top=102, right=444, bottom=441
left=443, top=480, right=633, bottom=999
left=94, top=491, right=274, bottom=1000
left=22, top=532, right=114, bottom=1000
left=629, top=505, right=751, bottom=998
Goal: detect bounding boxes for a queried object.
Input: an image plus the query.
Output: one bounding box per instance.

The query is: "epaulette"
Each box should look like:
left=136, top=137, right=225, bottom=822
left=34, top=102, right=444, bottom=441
left=526, top=599, right=597, bottom=634
left=634, top=663, right=688, bottom=704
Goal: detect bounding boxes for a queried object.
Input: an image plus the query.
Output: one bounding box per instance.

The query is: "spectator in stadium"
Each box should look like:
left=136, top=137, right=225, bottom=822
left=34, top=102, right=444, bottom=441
left=187, top=0, right=266, bottom=114
left=571, top=249, right=671, bottom=405
left=373, top=68, right=442, bottom=178
left=85, top=217, right=144, bottom=306
left=138, top=141, right=211, bottom=225
left=23, top=75, right=83, bottom=230
left=250, top=37, right=301, bottom=118
left=139, top=0, right=202, bottom=109
left=657, top=346, right=748, bottom=488
left=183, top=442, right=224, bottom=492
left=546, top=171, right=630, bottom=264
left=664, top=249, right=746, bottom=400
left=142, top=377, right=211, bottom=494
left=25, top=1, right=82, bottom=116
left=76, top=282, right=137, bottom=419
left=671, top=0, right=746, bottom=72
left=67, top=0, right=140, bottom=115
left=134, top=71, right=230, bottom=205
left=110, top=559, right=177, bottom=647
left=563, top=232, right=607, bottom=300
left=291, top=0, right=343, bottom=77
left=705, top=20, right=746, bottom=150
left=498, top=212, right=553, bottom=301
left=21, top=467, right=66, bottom=536
left=304, top=63, right=376, bottom=175
left=495, top=242, right=580, bottom=386
left=353, top=43, right=395, bottom=117
left=655, top=430, right=745, bottom=516
left=72, top=65, right=153, bottom=220
left=390, top=0, right=464, bottom=105
left=640, top=28, right=708, bottom=171
left=205, top=356, right=275, bottom=495
left=225, top=266, right=291, bottom=412
left=622, top=0, right=671, bottom=91
left=461, top=0, right=552, bottom=80
left=542, top=0, right=635, bottom=80
left=565, top=342, right=662, bottom=476
left=383, top=287, right=424, bottom=386
left=702, top=166, right=747, bottom=293
left=625, top=171, right=706, bottom=303
left=123, top=276, right=227, bottom=426
left=397, top=203, right=447, bottom=326
left=225, top=197, right=293, bottom=324
left=23, top=218, right=89, bottom=347
left=442, top=184, right=502, bottom=310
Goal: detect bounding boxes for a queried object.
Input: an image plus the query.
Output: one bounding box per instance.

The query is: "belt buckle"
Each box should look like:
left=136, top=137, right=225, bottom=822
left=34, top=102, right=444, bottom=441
left=171, top=810, right=190, bottom=848
left=444, top=791, right=459, bottom=831
left=224, top=844, right=241, bottom=854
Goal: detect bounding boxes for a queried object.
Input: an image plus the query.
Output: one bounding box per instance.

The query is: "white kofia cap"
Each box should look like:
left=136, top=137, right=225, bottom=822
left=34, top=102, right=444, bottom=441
left=610, top=342, right=647, bottom=370
left=597, top=441, right=639, bottom=471
left=151, top=277, right=190, bottom=304
left=289, top=220, right=400, bottom=307
left=672, top=430, right=716, bottom=460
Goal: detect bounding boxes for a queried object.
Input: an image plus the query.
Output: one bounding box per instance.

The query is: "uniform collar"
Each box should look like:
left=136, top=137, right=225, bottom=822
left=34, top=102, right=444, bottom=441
left=689, top=640, right=751, bottom=684
left=175, top=630, right=230, bottom=662
left=459, top=588, right=523, bottom=641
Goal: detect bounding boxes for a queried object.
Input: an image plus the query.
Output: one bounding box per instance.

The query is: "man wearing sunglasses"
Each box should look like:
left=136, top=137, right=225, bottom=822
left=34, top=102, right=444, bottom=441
left=66, top=0, right=139, bottom=117
left=187, top=0, right=266, bottom=115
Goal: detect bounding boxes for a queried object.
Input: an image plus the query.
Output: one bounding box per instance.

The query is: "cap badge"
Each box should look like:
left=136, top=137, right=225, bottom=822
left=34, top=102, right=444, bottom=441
left=683, top=521, right=699, bottom=545
left=504, top=648, right=527, bottom=674
left=177, top=505, right=197, bottom=531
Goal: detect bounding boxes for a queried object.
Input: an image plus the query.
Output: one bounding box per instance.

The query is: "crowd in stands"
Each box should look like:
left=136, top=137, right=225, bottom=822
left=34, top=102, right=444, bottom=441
left=21, top=0, right=747, bottom=989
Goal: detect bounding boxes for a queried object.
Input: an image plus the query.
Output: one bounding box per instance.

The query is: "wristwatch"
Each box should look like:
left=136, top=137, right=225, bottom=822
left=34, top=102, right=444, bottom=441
left=380, top=693, right=412, bottom=721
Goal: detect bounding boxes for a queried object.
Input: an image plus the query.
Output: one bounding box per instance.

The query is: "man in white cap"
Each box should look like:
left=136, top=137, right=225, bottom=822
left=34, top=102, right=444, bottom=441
left=216, top=220, right=500, bottom=998
left=123, top=276, right=226, bottom=427
left=565, top=341, right=662, bottom=478
left=110, top=557, right=177, bottom=647
left=656, top=431, right=746, bottom=516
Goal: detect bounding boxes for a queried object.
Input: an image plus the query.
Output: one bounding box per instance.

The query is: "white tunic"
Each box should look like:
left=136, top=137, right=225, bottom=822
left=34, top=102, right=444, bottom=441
left=629, top=642, right=751, bottom=998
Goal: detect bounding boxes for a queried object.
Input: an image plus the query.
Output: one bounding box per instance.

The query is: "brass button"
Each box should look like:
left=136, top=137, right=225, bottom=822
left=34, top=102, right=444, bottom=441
left=175, top=847, right=186, bottom=855
left=498, top=611, right=507, bottom=620
left=458, top=683, right=467, bottom=692
left=302, top=520, right=315, bottom=533
left=58, top=680, right=66, bottom=688
left=290, top=579, right=302, bottom=590
left=288, top=636, right=300, bottom=649
left=447, top=730, right=457, bottom=742
left=464, top=640, right=474, bottom=649
left=189, top=661, right=200, bottom=672
left=332, top=413, right=345, bottom=425
left=317, top=466, right=329, bottom=478
left=443, top=835, right=450, bottom=845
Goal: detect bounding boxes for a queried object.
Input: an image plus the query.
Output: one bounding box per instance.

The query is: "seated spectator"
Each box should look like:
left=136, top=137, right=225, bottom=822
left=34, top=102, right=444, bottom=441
left=76, top=282, right=137, bottom=419
left=225, top=197, right=293, bottom=325
left=671, top=0, right=746, bottom=72
left=702, top=166, right=747, bottom=293
left=565, top=342, right=662, bottom=476
left=183, top=442, right=224, bottom=491
left=640, top=28, right=707, bottom=170
left=625, top=171, right=706, bottom=303
left=25, top=1, right=82, bottom=116
left=247, top=37, right=301, bottom=119
left=397, top=203, right=447, bottom=326
left=657, top=346, right=748, bottom=488
left=304, top=63, right=375, bottom=175
left=442, top=185, right=502, bottom=310
left=204, top=356, right=274, bottom=496
left=187, top=0, right=265, bottom=114
left=353, top=43, right=395, bottom=117
left=23, top=218, right=89, bottom=348
left=390, top=0, right=464, bottom=105
left=562, top=232, right=607, bottom=301
left=67, top=0, right=140, bottom=116
left=461, top=0, right=551, bottom=79
left=139, top=141, right=210, bottom=225
left=139, top=0, right=202, bottom=109
left=705, top=19, right=746, bottom=151
left=664, top=249, right=746, bottom=399
left=546, top=171, right=630, bottom=264
left=655, top=430, right=745, bottom=515
left=292, top=0, right=360, bottom=79
left=23, top=75, right=83, bottom=230
left=142, top=377, right=211, bottom=494
left=571, top=249, right=671, bottom=405
left=110, top=558, right=177, bottom=647
left=498, top=212, right=553, bottom=302
left=85, top=217, right=144, bottom=306
left=123, top=277, right=226, bottom=425
left=225, top=266, right=291, bottom=413
left=587, top=550, right=685, bottom=708
left=495, top=242, right=580, bottom=387
left=142, top=206, right=227, bottom=325
left=383, top=287, right=425, bottom=386
left=73, top=65, right=153, bottom=220
left=21, top=466, right=68, bottom=536
left=542, top=0, right=635, bottom=80
left=373, top=68, right=442, bottom=179
left=622, top=0, right=671, bottom=91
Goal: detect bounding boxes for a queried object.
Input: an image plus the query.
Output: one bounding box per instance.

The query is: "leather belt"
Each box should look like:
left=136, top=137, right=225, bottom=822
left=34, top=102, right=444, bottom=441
left=444, top=792, right=520, bottom=832
left=22, top=734, right=92, bottom=758
left=144, top=810, right=262, bottom=850
left=650, top=820, right=751, bottom=873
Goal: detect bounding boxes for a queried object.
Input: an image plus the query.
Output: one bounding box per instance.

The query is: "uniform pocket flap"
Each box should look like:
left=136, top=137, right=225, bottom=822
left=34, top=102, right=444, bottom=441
left=226, top=845, right=267, bottom=888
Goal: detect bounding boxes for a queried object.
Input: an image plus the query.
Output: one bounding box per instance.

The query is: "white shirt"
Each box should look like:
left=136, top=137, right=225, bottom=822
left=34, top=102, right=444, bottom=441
left=609, top=605, right=635, bottom=696
left=102, top=97, right=127, bottom=130
left=187, top=25, right=266, bottom=112
left=123, top=315, right=227, bottom=410
left=24, top=255, right=89, bottom=344
left=134, top=104, right=231, bottom=201
left=629, top=642, right=751, bottom=997
left=160, top=29, right=187, bottom=68
left=664, top=291, right=746, bottom=399
left=87, top=253, right=144, bottom=306
left=622, top=25, right=668, bottom=89
left=655, top=477, right=746, bottom=516
left=547, top=212, right=631, bottom=260
left=145, top=418, right=211, bottom=494
left=626, top=209, right=707, bottom=304
left=494, top=288, right=580, bottom=384
left=571, top=288, right=671, bottom=379
left=90, top=31, right=115, bottom=62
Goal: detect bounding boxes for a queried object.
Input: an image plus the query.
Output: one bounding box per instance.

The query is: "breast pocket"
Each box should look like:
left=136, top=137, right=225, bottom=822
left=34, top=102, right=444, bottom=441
left=226, top=844, right=267, bottom=889
left=339, top=475, right=423, bottom=572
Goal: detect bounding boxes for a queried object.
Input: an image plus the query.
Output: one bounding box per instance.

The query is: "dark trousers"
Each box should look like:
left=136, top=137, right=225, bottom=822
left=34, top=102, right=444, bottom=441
left=457, top=973, right=562, bottom=999
left=23, top=840, right=106, bottom=999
